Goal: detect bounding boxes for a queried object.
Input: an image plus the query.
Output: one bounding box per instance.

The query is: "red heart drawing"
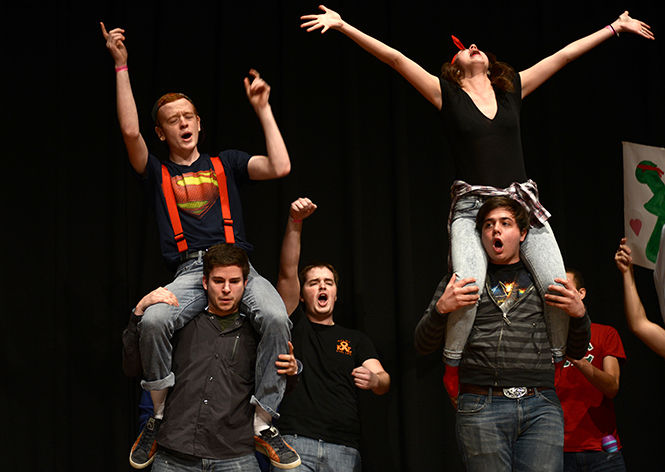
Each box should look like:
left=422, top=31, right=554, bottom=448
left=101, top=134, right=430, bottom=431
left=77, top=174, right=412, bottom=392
left=630, top=218, right=642, bottom=236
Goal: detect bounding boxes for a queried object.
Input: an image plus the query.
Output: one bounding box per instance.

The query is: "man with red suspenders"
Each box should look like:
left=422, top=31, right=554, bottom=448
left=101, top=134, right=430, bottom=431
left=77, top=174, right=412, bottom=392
left=102, top=23, right=300, bottom=470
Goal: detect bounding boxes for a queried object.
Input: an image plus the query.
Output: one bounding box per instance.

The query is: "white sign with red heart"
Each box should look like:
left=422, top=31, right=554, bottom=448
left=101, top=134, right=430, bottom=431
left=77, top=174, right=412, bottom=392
left=623, top=141, right=665, bottom=270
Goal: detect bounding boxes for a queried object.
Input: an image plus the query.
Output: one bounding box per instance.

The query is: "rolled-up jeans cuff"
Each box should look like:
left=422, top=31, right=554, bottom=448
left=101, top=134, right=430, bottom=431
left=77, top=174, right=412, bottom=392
left=141, top=372, right=175, bottom=391
left=250, top=395, right=280, bottom=420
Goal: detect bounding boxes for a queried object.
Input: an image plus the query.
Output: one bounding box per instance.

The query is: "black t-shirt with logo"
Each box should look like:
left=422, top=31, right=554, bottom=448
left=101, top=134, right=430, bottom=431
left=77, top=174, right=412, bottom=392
left=276, top=307, right=378, bottom=449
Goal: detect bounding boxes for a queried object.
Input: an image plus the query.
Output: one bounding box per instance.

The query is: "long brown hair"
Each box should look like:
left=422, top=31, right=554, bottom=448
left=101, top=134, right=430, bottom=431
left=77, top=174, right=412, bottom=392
left=441, top=52, right=515, bottom=92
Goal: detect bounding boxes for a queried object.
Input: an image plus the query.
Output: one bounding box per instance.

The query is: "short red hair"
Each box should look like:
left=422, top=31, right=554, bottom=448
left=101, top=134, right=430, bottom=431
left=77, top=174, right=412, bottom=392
left=151, top=92, right=197, bottom=124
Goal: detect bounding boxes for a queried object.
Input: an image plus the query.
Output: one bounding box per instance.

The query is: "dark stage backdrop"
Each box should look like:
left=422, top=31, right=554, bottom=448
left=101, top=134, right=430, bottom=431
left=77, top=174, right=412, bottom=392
left=5, top=1, right=664, bottom=470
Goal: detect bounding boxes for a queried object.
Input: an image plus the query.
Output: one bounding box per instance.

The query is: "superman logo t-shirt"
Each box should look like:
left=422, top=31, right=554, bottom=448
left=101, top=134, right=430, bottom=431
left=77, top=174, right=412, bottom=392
left=144, top=150, right=253, bottom=268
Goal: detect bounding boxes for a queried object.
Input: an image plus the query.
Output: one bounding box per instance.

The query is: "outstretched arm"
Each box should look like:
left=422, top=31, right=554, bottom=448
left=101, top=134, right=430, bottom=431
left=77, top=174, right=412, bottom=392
left=569, top=355, right=621, bottom=399
left=100, top=22, right=149, bottom=174
left=351, top=359, right=390, bottom=395
left=520, top=11, right=654, bottom=98
left=276, top=198, right=318, bottom=315
left=301, top=5, right=442, bottom=109
left=616, top=238, right=665, bottom=358
left=245, top=69, right=291, bottom=180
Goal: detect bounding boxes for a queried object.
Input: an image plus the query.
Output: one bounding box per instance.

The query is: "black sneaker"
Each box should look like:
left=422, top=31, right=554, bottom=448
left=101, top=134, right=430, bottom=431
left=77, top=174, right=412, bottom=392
left=254, top=426, right=301, bottom=469
left=129, top=416, right=162, bottom=469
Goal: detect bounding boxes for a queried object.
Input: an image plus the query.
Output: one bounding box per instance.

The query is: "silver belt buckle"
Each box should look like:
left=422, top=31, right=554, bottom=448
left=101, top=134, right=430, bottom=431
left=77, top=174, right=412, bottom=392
left=503, top=387, right=527, bottom=399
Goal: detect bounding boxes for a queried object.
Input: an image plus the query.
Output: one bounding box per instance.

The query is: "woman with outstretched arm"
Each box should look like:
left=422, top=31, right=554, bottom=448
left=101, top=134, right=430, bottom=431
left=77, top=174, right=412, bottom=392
left=301, top=5, right=654, bottom=366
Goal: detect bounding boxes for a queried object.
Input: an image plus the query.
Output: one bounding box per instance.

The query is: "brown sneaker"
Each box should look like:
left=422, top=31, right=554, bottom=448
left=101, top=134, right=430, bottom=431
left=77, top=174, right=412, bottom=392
left=129, top=416, right=161, bottom=469
left=254, top=426, right=301, bottom=470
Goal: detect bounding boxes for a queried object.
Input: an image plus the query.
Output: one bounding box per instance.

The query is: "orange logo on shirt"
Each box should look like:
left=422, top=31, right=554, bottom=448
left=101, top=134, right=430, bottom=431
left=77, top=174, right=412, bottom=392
left=336, top=339, right=352, bottom=356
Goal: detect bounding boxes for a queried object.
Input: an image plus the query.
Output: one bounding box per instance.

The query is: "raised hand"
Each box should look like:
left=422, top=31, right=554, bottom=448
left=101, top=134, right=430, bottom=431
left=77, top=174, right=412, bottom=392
left=435, top=274, right=479, bottom=314
left=275, top=342, right=298, bottom=376
left=243, top=69, right=270, bottom=110
left=545, top=277, right=586, bottom=318
left=612, top=11, right=655, bottom=40
left=100, top=22, right=128, bottom=66
left=300, top=5, right=343, bottom=34
left=290, top=198, right=317, bottom=222
left=615, top=237, right=633, bottom=273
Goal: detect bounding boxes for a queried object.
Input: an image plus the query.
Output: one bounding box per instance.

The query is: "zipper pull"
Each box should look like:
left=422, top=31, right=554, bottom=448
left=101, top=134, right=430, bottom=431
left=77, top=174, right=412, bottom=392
left=503, top=313, right=511, bottom=325
left=231, top=334, right=239, bottom=361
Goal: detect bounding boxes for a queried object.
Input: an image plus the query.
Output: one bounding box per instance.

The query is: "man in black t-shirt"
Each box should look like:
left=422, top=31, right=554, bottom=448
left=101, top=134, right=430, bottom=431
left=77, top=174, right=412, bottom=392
left=274, top=198, right=390, bottom=471
left=415, top=196, right=590, bottom=472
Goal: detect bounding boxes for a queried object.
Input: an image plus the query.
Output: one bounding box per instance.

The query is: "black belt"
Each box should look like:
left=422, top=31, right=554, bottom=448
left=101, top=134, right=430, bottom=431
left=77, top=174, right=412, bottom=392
left=179, top=249, right=206, bottom=263
left=460, top=384, right=552, bottom=399
left=159, top=446, right=201, bottom=464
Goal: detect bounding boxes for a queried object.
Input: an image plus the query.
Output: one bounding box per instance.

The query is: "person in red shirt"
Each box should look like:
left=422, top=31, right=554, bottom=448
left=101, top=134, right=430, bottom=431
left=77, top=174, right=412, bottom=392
left=557, top=268, right=627, bottom=471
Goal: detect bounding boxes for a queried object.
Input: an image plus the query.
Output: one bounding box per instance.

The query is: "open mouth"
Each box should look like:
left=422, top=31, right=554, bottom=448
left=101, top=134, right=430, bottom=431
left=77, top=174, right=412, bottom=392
left=181, top=132, right=193, bottom=140
left=317, top=293, right=328, bottom=306
left=493, top=239, right=504, bottom=250
left=470, top=50, right=481, bottom=57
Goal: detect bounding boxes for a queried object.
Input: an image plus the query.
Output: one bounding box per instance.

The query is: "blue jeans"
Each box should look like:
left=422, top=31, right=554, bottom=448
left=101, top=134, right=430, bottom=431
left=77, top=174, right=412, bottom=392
left=273, top=435, right=361, bottom=472
left=564, top=450, right=626, bottom=472
left=456, top=388, right=564, bottom=472
left=152, top=449, right=260, bottom=471
left=446, top=194, right=569, bottom=364
left=138, top=256, right=291, bottom=418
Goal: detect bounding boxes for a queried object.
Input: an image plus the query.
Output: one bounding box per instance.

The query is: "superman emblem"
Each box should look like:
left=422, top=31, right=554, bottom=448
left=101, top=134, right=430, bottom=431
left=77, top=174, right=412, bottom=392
left=170, top=169, right=220, bottom=219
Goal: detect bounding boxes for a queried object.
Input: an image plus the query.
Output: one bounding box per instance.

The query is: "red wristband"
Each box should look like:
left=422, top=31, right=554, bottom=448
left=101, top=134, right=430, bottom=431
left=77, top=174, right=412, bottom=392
left=115, top=65, right=128, bottom=72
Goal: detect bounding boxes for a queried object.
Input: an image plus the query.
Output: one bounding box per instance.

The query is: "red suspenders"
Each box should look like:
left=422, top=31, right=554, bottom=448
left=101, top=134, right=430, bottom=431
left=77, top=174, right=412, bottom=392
left=160, top=156, right=235, bottom=254
left=161, top=165, right=189, bottom=252
left=209, top=157, right=236, bottom=245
